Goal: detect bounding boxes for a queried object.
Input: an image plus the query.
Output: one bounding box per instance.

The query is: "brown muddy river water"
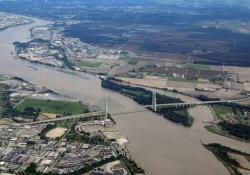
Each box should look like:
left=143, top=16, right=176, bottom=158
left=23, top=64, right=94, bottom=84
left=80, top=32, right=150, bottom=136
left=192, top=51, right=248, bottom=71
left=0, top=17, right=249, bottom=175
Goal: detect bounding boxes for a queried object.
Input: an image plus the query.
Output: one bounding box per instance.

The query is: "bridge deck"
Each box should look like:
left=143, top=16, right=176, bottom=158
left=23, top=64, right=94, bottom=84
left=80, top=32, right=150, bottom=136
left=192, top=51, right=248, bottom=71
left=12, top=112, right=105, bottom=125
left=12, top=96, right=250, bottom=125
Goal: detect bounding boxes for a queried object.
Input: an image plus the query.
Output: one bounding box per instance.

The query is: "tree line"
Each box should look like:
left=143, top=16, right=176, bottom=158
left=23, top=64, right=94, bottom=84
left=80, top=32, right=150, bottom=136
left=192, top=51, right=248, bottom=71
left=101, top=78, right=193, bottom=127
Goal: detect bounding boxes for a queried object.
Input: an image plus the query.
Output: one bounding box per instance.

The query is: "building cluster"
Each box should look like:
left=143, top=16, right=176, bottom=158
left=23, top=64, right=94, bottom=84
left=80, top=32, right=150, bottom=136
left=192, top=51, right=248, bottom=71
left=1, top=75, right=38, bottom=104
left=88, top=162, right=127, bottom=175
left=53, top=36, right=101, bottom=60
left=139, top=65, right=225, bottom=81
left=15, top=24, right=124, bottom=74
left=0, top=75, right=52, bottom=107
left=51, top=31, right=122, bottom=73
left=31, top=26, right=52, bottom=40
left=0, top=123, right=128, bottom=175
left=15, top=40, right=65, bottom=67
left=0, top=13, right=32, bottom=30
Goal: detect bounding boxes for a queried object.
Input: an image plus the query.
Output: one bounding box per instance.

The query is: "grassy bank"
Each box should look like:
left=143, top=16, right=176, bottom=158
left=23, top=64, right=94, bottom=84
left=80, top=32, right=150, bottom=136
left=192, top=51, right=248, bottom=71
left=15, top=98, right=87, bottom=115
left=119, top=51, right=138, bottom=65
left=73, top=60, right=102, bottom=68
left=205, top=125, right=249, bottom=143
left=212, top=105, right=234, bottom=118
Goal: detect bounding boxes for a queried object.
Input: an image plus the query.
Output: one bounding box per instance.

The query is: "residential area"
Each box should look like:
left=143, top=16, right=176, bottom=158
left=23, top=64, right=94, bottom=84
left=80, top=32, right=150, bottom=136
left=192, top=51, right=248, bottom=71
left=0, top=74, right=144, bottom=175
left=0, top=123, right=130, bottom=175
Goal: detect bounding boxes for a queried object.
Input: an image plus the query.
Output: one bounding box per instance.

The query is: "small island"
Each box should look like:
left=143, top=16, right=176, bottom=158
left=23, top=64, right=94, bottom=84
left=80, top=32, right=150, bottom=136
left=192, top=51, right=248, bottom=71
left=101, top=77, right=194, bottom=127
left=205, top=143, right=250, bottom=175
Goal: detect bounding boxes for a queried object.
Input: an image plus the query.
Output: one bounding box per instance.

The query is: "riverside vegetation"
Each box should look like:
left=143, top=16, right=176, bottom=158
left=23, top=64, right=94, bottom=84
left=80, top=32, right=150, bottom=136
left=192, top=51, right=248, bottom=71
left=101, top=78, right=193, bottom=127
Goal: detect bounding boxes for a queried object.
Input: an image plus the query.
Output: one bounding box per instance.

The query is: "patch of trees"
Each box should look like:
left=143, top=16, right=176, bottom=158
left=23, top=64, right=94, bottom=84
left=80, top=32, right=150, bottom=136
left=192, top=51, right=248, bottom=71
left=65, top=123, right=108, bottom=145
left=69, top=156, right=117, bottom=175
left=0, top=84, right=19, bottom=118
left=219, top=121, right=250, bottom=141
left=219, top=102, right=250, bottom=115
left=39, top=123, right=57, bottom=140
left=101, top=78, right=193, bottom=127
left=121, top=156, right=145, bottom=174
left=196, top=95, right=220, bottom=101
left=21, top=107, right=40, bottom=118
left=158, top=108, right=193, bottom=127
left=66, top=129, right=108, bottom=145
left=24, top=157, right=117, bottom=175
left=225, top=103, right=250, bottom=114
left=25, top=162, right=38, bottom=175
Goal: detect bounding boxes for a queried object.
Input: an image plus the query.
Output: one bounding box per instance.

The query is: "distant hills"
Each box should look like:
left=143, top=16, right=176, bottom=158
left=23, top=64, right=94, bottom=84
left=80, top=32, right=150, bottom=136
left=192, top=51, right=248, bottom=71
left=150, top=0, right=250, bottom=7
left=0, top=0, right=250, bottom=8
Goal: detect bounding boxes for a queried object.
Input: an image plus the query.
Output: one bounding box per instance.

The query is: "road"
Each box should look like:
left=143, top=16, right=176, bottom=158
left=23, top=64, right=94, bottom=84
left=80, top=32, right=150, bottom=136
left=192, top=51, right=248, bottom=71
left=12, top=111, right=105, bottom=125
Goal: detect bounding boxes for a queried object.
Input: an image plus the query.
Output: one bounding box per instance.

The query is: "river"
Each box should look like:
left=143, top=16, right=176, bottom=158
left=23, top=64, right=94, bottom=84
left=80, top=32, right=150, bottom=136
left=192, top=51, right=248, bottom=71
left=0, top=17, right=249, bottom=175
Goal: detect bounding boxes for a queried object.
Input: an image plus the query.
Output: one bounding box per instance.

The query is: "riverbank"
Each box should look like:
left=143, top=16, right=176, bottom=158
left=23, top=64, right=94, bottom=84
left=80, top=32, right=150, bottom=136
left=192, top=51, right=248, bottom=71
left=0, top=14, right=249, bottom=175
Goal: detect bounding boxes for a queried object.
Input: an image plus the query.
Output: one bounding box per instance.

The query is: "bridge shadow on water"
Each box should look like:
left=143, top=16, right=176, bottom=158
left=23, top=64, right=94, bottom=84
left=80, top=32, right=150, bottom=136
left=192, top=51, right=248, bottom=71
left=110, top=108, right=150, bottom=116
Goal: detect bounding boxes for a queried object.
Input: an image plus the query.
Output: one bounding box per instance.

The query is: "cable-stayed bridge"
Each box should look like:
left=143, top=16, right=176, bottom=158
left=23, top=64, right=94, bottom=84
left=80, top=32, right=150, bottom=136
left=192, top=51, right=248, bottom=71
left=13, top=91, right=249, bottom=125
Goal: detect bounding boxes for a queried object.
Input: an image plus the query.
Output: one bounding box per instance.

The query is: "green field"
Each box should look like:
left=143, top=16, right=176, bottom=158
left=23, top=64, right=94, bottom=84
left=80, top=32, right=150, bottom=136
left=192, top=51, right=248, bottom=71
left=119, top=53, right=138, bottom=65
left=74, top=60, right=102, bottom=67
left=185, top=63, right=210, bottom=70
left=59, top=69, right=78, bottom=76
left=15, top=98, right=87, bottom=115
left=212, top=105, right=234, bottom=118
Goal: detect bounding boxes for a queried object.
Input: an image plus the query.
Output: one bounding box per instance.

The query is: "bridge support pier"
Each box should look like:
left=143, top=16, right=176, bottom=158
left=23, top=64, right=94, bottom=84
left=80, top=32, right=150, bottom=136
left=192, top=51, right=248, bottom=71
left=105, top=94, right=109, bottom=119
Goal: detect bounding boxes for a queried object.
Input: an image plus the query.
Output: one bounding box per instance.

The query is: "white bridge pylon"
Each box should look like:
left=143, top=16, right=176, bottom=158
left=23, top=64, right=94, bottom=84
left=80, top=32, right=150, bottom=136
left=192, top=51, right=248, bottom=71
left=104, top=94, right=109, bottom=119
left=104, top=90, right=158, bottom=116
left=152, top=90, right=157, bottom=112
